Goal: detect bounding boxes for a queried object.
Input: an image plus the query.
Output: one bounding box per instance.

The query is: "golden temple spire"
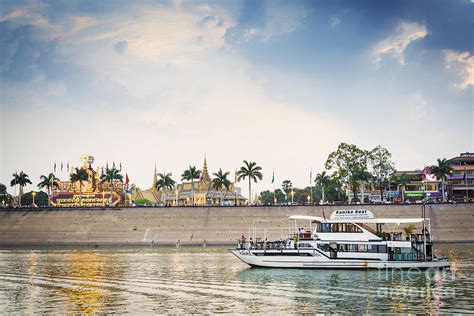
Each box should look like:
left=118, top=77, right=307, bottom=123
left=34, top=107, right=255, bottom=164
left=152, top=163, right=158, bottom=190
left=201, top=155, right=211, bottom=181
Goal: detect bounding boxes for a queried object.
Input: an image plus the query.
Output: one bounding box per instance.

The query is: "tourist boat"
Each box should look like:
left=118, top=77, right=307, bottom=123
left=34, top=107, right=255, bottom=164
left=231, top=209, right=450, bottom=269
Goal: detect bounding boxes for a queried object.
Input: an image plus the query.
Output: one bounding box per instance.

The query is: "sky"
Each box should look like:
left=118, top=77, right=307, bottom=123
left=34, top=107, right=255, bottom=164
left=0, top=0, right=473, bottom=196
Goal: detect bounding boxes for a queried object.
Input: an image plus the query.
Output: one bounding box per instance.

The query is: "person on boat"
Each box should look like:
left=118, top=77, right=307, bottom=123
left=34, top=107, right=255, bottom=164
left=292, top=234, right=299, bottom=249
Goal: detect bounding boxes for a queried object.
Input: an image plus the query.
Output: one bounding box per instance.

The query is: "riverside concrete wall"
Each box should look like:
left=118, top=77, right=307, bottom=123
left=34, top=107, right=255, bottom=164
left=0, top=204, right=472, bottom=246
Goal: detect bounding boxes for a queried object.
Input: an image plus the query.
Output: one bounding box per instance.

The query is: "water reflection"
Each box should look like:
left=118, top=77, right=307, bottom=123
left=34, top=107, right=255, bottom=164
left=0, top=245, right=471, bottom=314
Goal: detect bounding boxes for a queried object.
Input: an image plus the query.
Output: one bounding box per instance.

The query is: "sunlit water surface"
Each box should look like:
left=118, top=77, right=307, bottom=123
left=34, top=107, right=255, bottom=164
left=0, top=244, right=472, bottom=314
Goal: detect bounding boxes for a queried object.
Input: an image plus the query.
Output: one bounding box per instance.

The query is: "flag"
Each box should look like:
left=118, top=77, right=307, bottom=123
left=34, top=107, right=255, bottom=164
left=271, top=170, right=275, bottom=184
left=101, top=166, right=104, bottom=175
left=67, top=162, right=69, bottom=172
left=54, top=162, right=56, bottom=172
left=61, top=162, right=63, bottom=171
left=119, top=162, right=122, bottom=171
left=125, top=173, right=129, bottom=185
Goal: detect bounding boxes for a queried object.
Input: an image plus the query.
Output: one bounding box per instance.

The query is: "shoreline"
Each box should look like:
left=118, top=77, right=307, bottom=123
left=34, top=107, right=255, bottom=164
left=0, top=204, right=472, bottom=246
left=0, top=240, right=473, bottom=250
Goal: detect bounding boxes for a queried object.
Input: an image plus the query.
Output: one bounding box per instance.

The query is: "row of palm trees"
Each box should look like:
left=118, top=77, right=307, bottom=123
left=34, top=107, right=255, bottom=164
left=7, top=157, right=454, bottom=206
left=155, top=160, right=263, bottom=205
left=10, top=166, right=124, bottom=207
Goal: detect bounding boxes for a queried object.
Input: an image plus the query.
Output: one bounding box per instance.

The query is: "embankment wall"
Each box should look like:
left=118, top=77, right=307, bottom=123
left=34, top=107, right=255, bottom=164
left=0, top=204, right=472, bottom=246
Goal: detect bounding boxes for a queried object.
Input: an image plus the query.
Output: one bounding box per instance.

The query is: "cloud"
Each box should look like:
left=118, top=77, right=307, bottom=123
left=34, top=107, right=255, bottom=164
left=225, top=1, right=307, bottom=45
left=444, top=50, right=474, bottom=89
left=0, top=2, right=49, bottom=27
left=330, top=16, right=340, bottom=29
left=0, top=21, right=52, bottom=81
left=113, top=40, right=127, bottom=54
left=372, top=21, right=428, bottom=66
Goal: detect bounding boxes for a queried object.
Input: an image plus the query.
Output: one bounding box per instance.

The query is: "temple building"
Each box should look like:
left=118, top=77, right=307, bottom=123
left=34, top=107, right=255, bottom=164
left=132, top=158, right=247, bottom=206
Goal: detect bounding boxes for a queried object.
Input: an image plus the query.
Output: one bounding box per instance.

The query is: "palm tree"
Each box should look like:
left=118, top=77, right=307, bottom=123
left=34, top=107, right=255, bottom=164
left=38, top=173, right=60, bottom=207
left=10, top=171, right=32, bottom=206
left=403, top=224, right=416, bottom=241
left=156, top=172, right=175, bottom=191
left=430, top=158, right=453, bottom=202
left=100, top=167, right=123, bottom=206
left=156, top=172, right=175, bottom=206
left=70, top=168, right=89, bottom=207
left=394, top=172, right=409, bottom=202
left=315, top=171, right=331, bottom=203
left=237, top=160, right=263, bottom=205
left=282, top=180, right=292, bottom=202
left=181, top=166, right=201, bottom=206
left=212, top=169, right=231, bottom=205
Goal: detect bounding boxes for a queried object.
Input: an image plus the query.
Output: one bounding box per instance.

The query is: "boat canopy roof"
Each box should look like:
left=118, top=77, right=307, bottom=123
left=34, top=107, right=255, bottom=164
left=288, top=215, right=427, bottom=224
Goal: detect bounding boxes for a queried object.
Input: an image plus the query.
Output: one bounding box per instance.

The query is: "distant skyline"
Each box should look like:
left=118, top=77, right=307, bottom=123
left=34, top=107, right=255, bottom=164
left=1, top=0, right=472, bottom=195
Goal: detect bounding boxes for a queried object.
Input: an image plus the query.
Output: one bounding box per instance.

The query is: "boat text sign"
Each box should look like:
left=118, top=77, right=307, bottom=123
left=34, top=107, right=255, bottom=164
left=330, top=209, right=375, bottom=220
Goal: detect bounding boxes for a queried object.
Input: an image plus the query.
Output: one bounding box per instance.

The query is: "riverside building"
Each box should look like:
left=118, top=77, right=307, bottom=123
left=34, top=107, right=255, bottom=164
left=447, top=152, right=474, bottom=202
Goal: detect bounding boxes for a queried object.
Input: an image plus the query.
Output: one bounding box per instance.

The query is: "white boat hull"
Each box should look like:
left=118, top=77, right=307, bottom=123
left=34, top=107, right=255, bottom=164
left=230, top=250, right=451, bottom=269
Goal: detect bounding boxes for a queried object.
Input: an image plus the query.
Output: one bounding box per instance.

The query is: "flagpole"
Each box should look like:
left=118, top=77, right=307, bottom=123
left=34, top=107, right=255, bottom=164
left=310, top=168, right=313, bottom=205
left=272, top=169, right=276, bottom=205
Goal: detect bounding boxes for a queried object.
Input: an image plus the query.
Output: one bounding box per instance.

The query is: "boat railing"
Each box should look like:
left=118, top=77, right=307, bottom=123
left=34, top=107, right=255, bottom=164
left=237, top=240, right=292, bottom=250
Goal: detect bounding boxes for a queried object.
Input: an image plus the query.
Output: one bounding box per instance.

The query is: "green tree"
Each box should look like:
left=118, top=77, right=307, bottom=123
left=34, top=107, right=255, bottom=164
left=369, top=145, right=395, bottom=201
left=100, top=167, right=123, bottom=184
left=315, top=171, right=331, bottom=203
left=259, top=189, right=285, bottom=204
left=326, top=176, right=346, bottom=202
left=292, top=187, right=313, bottom=204
left=0, top=183, right=12, bottom=206
left=156, top=172, right=175, bottom=191
left=21, top=191, right=48, bottom=207
left=237, top=160, right=263, bottom=205
left=393, top=172, right=409, bottom=202
left=325, top=143, right=369, bottom=203
left=135, top=198, right=152, bottom=206
left=430, top=158, right=453, bottom=202
left=100, top=167, right=123, bottom=206
left=282, top=179, right=292, bottom=193
left=181, top=165, right=201, bottom=206
left=37, top=173, right=60, bottom=207
left=10, top=171, right=32, bottom=206
left=70, top=167, right=89, bottom=206
left=212, top=168, right=231, bottom=205
left=156, top=172, right=175, bottom=205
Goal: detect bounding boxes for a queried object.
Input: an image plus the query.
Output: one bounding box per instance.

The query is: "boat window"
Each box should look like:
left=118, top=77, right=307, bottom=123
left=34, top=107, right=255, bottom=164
left=317, top=244, right=329, bottom=252
left=358, top=244, right=368, bottom=252
left=316, top=223, right=363, bottom=233
left=378, top=245, right=387, bottom=253
left=368, top=245, right=378, bottom=253
left=337, top=244, right=347, bottom=252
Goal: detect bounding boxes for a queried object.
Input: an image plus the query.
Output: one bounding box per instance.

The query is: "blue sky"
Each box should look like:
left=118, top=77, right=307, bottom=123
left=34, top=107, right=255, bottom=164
left=0, top=0, right=472, bottom=195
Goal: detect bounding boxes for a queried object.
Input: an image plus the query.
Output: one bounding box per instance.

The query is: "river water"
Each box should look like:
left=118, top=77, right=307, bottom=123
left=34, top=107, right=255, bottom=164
left=0, top=244, right=472, bottom=314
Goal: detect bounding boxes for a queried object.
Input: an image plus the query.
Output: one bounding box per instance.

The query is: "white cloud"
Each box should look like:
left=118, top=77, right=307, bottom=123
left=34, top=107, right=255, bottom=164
left=70, top=4, right=234, bottom=64
left=372, top=21, right=428, bottom=67
left=444, top=50, right=474, bottom=89
left=330, top=17, right=340, bottom=29
left=0, top=2, right=49, bottom=26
